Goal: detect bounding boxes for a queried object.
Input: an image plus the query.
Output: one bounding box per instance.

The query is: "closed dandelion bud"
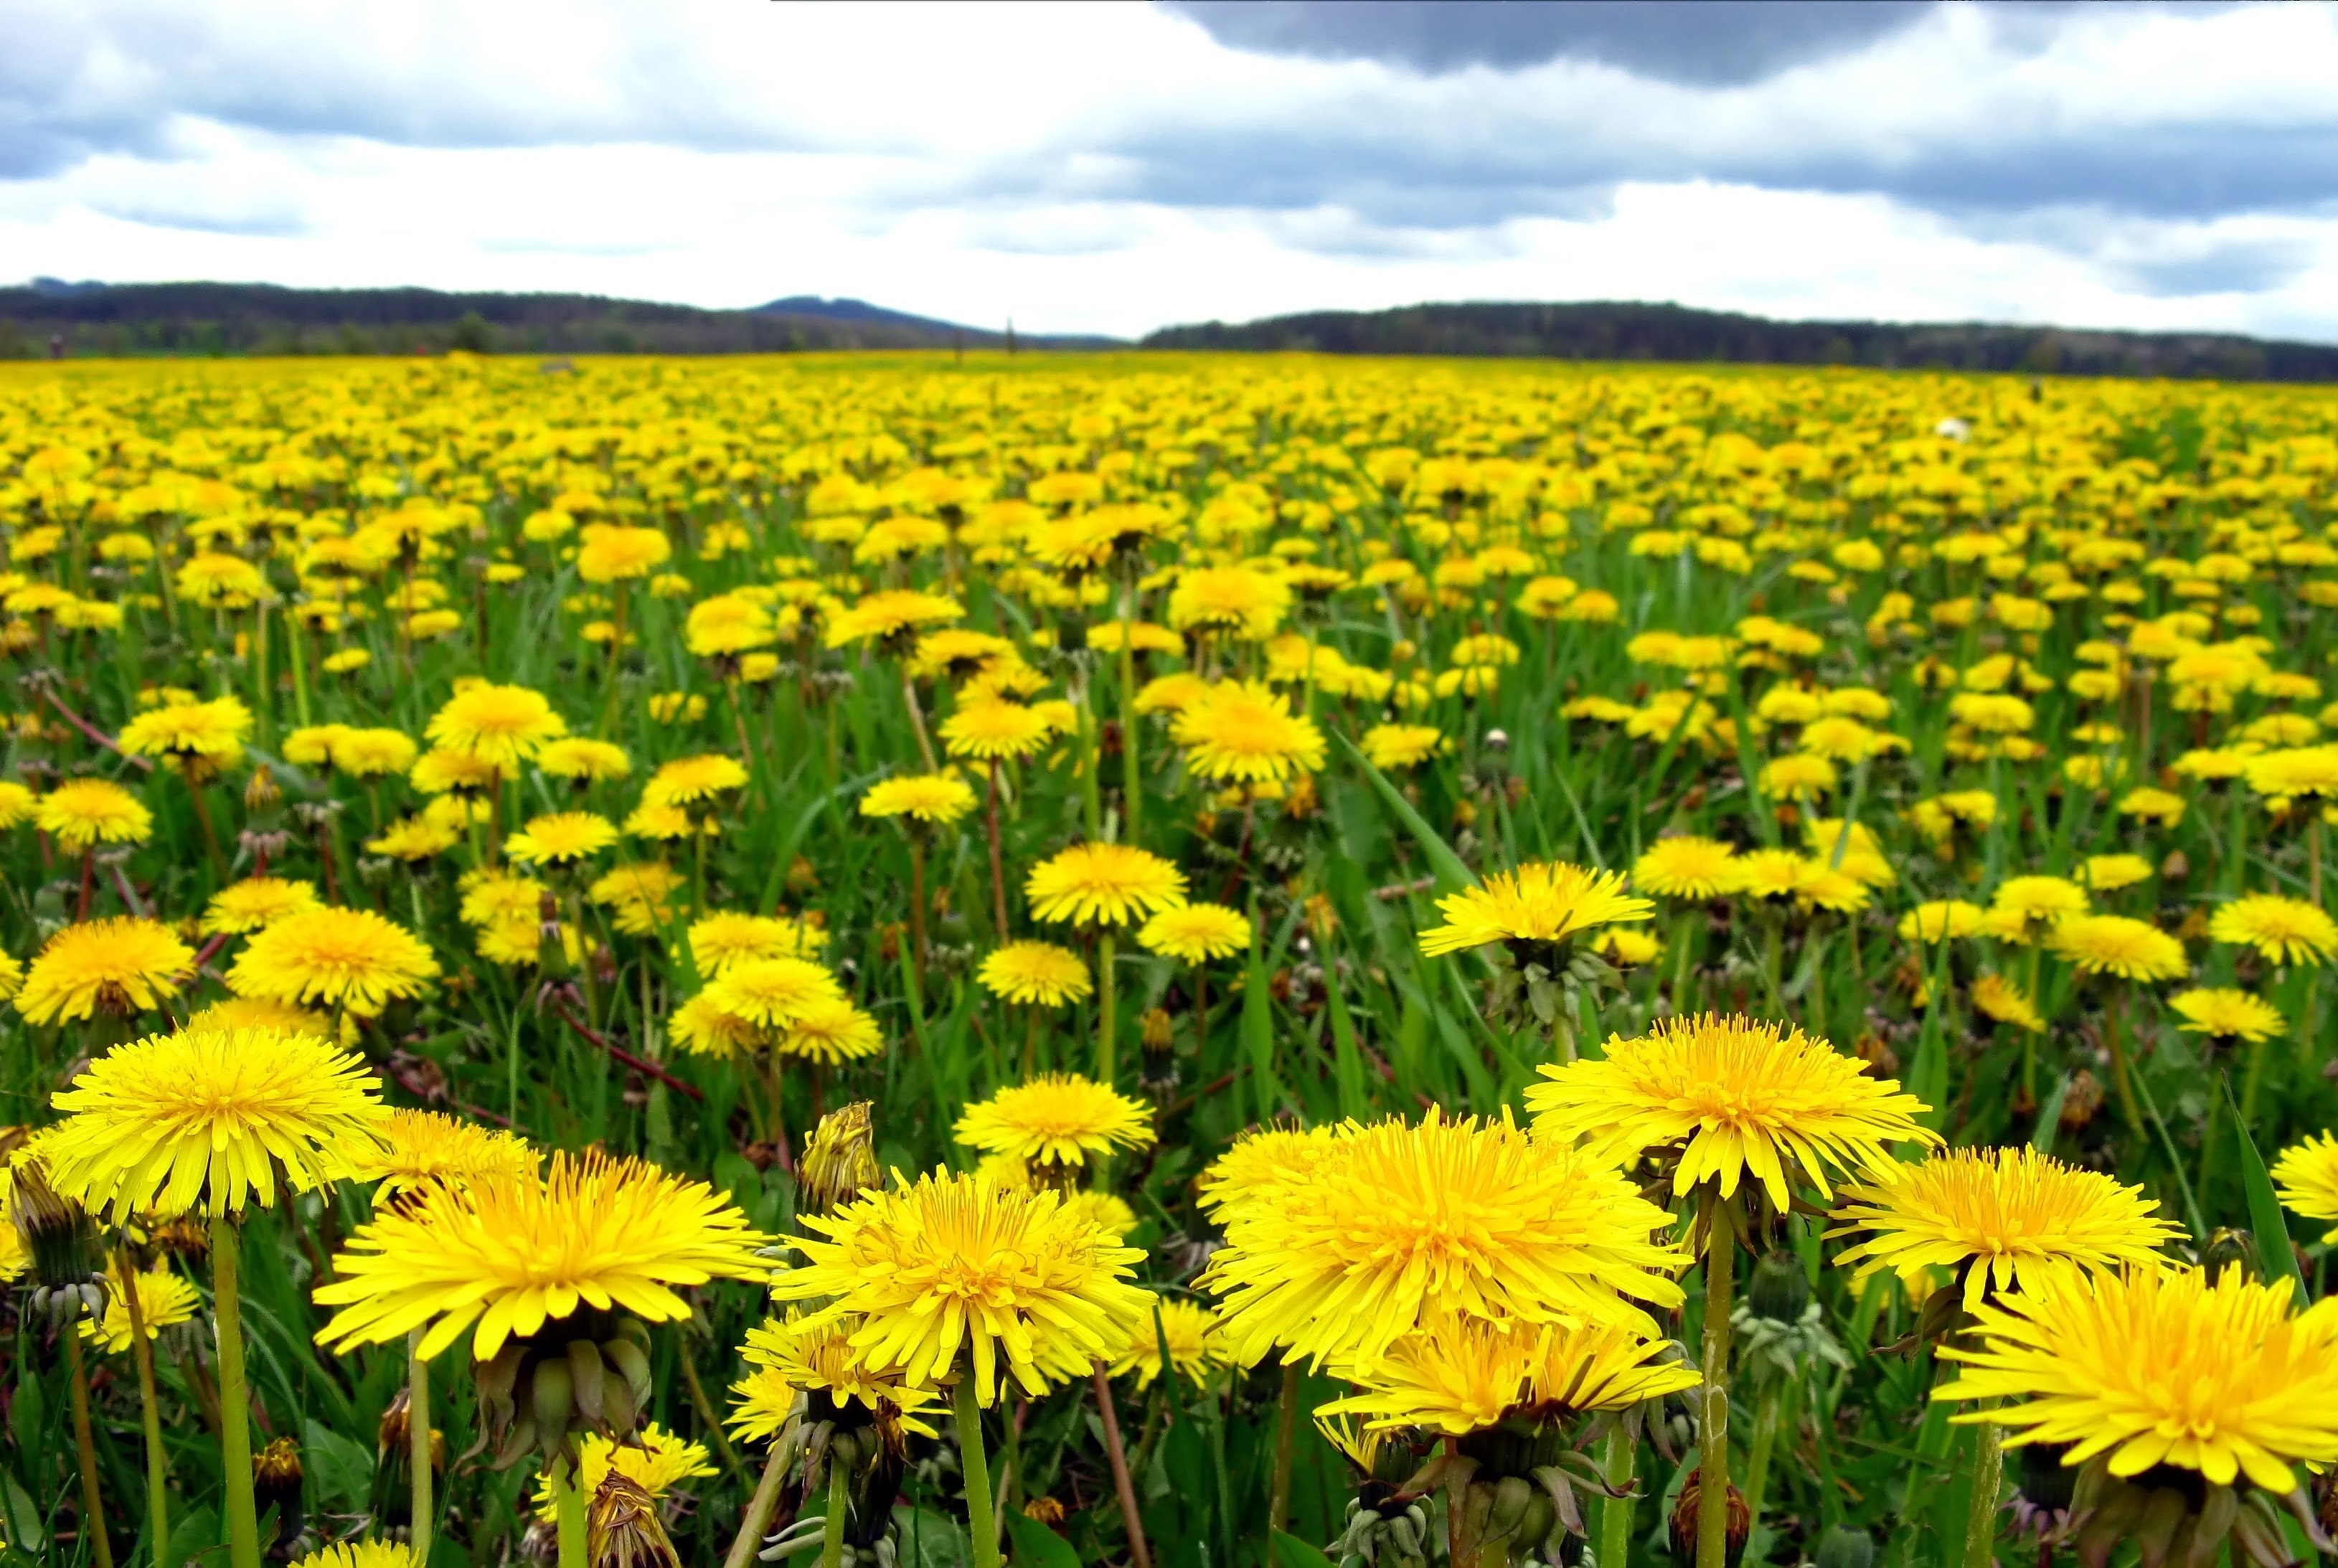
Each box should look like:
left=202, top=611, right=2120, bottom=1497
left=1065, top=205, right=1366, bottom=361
left=2202, top=1228, right=2256, bottom=1284
left=1812, top=1524, right=1876, bottom=1568
left=2017, top=1441, right=2077, bottom=1516
left=243, top=765, right=281, bottom=813
left=586, top=1470, right=681, bottom=1568
left=1669, top=1475, right=1748, bottom=1568
left=11, top=1159, right=104, bottom=1321
left=253, top=1435, right=304, bottom=1551
left=799, top=1102, right=880, bottom=1218
left=1023, top=1497, right=1066, bottom=1526
left=1746, top=1251, right=1809, bottom=1324
left=1140, top=1006, right=1174, bottom=1055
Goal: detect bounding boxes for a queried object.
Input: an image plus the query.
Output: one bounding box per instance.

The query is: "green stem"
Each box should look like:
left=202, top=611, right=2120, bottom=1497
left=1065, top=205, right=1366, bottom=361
left=65, top=1326, right=115, bottom=1568
left=1118, top=578, right=1141, bottom=840
left=1964, top=1404, right=2002, bottom=1568
left=1599, top=1429, right=1634, bottom=1568
left=251, top=598, right=271, bottom=752
left=1697, top=1193, right=1735, bottom=1568
left=552, top=1455, right=586, bottom=1568
left=1093, top=1368, right=1154, bottom=1568
left=1097, top=930, right=1118, bottom=1085
left=821, top=1442, right=849, bottom=1568
left=121, top=1253, right=172, bottom=1568
left=285, top=611, right=311, bottom=727
left=954, top=1376, right=1004, bottom=1568
left=722, top=1427, right=803, bottom=1568
left=1740, top=1384, right=1781, bottom=1534
left=1269, top=1361, right=1300, bottom=1537
left=409, top=1327, right=434, bottom=1564
left=211, top=1214, right=261, bottom=1568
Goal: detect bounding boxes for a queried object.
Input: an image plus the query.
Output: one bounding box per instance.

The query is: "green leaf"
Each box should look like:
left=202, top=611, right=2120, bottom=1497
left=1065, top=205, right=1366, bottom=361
left=2030, top=1075, right=2069, bottom=1155
left=1244, top=914, right=1288, bottom=1119
left=1334, top=731, right=1473, bottom=892
left=2222, top=1074, right=2308, bottom=1299
left=1005, top=1508, right=1083, bottom=1568
left=1272, top=1529, right=1339, bottom=1568
left=303, top=1417, right=376, bottom=1515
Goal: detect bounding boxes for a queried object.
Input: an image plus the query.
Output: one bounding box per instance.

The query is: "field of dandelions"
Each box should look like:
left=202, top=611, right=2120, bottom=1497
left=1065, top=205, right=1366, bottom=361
left=4, top=350, right=2338, bottom=1568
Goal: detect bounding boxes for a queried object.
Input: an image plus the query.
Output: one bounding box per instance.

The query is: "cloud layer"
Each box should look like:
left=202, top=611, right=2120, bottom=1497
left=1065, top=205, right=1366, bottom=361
left=2, top=0, right=2336, bottom=340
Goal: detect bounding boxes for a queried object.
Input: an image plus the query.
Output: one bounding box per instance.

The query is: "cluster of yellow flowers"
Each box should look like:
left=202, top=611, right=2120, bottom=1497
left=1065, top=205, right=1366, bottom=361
left=8, top=349, right=2338, bottom=1568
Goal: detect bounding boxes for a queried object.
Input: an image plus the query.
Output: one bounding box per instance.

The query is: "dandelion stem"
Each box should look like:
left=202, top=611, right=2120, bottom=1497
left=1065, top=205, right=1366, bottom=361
left=1268, top=1360, right=1300, bottom=1539
left=986, top=757, right=1009, bottom=939
left=408, top=1327, right=434, bottom=1564
left=210, top=1214, right=262, bottom=1568
left=1598, top=1428, right=1634, bottom=1568
left=1097, top=929, right=1118, bottom=1086
left=954, top=1374, right=1004, bottom=1568
left=1964, top=1402, right=2003, bottom=1568
left=65, top=1322, right=115, bottom=1568
left=722, top=1427, right=802, bottom=1568
left=1696, top=1189, right=1736, bottom=1568
left=1118, top=575, right=1141, bottom=841
left=1093, top=1366, right=1154, bottom=1568
left=821, top=1441, right=849, bottom=1568
left=120, top=1251, right=172, bottom=1568
left=551, top=1454, right=587, bottom=1568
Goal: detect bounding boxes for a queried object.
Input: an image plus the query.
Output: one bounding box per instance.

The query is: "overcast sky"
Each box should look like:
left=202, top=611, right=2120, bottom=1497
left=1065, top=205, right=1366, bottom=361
left=6, top=0, right=2338, bottom=341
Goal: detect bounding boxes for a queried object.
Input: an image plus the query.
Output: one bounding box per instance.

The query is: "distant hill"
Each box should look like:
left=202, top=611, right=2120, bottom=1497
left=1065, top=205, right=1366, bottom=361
left=1143, top=300, right=2338, bottom=382
left=0, top=281, right=1116, bottom=358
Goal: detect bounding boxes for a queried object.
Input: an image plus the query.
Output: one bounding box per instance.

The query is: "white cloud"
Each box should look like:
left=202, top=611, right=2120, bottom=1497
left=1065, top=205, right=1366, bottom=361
left=3, top=0, right=2337, bottom=339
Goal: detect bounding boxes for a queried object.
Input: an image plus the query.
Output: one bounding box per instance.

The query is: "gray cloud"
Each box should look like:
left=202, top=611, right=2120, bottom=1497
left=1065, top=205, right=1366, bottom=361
left=1161, top=0, right=1943, bottom=85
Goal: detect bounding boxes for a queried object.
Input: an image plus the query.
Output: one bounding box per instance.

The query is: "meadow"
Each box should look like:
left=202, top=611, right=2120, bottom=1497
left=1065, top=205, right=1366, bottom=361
left=2, top=349, right=2337, bottom=1568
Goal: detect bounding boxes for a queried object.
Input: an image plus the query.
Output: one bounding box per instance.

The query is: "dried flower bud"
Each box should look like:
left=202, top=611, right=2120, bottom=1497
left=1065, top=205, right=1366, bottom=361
left=588, top=1470, right=681, bottom=1568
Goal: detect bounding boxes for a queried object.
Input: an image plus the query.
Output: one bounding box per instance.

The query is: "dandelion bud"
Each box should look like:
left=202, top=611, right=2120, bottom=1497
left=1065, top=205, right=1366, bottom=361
left=799, top=1102, right=880, bottom=1218
left=587, top=1470, right=681, bottom=1568
left=1139, top=1007, right=1174, bottom=1055
left=2200, top=1227, right=2257, bottom=1285
left=1668, top=1474, right=1748, bottom=1568
left=242, top=765, right=281, bottom=812
left=253, top=1435, right=305, bottom=1550
left=11, top=1158, right=105, bottom=1319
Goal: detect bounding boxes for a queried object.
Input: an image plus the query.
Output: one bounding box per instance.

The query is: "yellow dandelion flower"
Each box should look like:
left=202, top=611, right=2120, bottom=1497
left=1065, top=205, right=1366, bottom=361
left=201, top=877, right=322, bottom=936
left=1025, top=843, right=1188, bottom=927
left=2047, top=915, right=2189, bottom=982
left=330, top=729, right=419, bottom=778
left=772, top=1166, right=1150, bottom=1405
left=1318, top=1315, right=1701, bottom=1435
left=532, top=1421, right=712, bottom=1521
left=689, top=911, right=825, bottom=976
left=941, top=701, right=1055, bottom=762
left=14, top=917, right=191, bottom=1026
left=2079, top=854, right=2154, bottom=892
left=425, top=683, right=567, bottom=770
left=861, top=772, right=978, bottom=826
left=725, top=1365, right=800, bottom=1445
left=43, top=1024, right=387, bottom=1219
left=2272, top=1133, right=2338, bottom=1243
left=1108, top=1297, right=1223, bottom=1388
left=823, top=589, right=964, bottom=648
left=1199, top=1109, right=1688, bottom=1371
left=953, top=1075, right=1156, bottom=1171
left=1170, top=681, right=1326, bottom=783
left=1970, top=973, right=2046, bottom=1034
left=506, top=811, right=618, bottom=867
left=1527, top=1013, right=1938, bottom=1211
left=2245, top=745, right=2338, bottom=802
left=80, top=1263, right=201, bottom=1353
left=1829, top=1147, right=2177, bottom=1311
left=669, top=993, right=760, bottom=1058
left=1417, top=861, right=1651, bottom=958
left=1136, top=902, right=1250, bottom=963
left=2171, top=988, right=2286, bottom=1044
left=1937, top=1267, right=2338, bottom=1495
left=977, top=941, right=1093, bottom=1008
left=1898, top=899, right=1987, bottom=943
left=367, top=816, right=460, bottom=861
left=1633, top=836, right=1748, bottom=900
left=1359, top=722, right=1448, bottom=771
left=36, top=778, right=154, bottom=851
left=1168, top=566, right=1290, bottom=641
left=641, top=754, right=749, bottom=808
left=774, top=997, right=885, bottom=1065
left=737, top=1309, right=943, bottom=1434
left=704, top=956, right=843, bottom=1030
left=315, top=1151, right=773, bottom=1360
left=118, top=696, right=252, bottom=765
left=590, top=861, right=684, bottom=936
left=537, top=737, right=631, bottom=783
left=228, top=907, right=439, bottom=1012
left=1990, top=875, right=2090, bottom=934
left=350, top=1108, right=535, bottom=1198
left=2209, top=894, right=2338, bottom=968
left=287, top=1542, right=420, bottom=1568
